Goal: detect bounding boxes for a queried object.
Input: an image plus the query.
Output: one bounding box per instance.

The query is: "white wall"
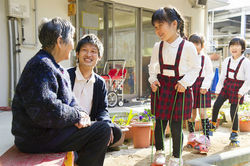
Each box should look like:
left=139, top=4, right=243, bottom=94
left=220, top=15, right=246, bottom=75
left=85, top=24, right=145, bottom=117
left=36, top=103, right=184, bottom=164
left=0, top=0, right=71, bottom=106
left=20, top=0, right=71, bottom=70
left=0, top=0, right=9, bottom=106
left=111, top=0, right=206, bottom=35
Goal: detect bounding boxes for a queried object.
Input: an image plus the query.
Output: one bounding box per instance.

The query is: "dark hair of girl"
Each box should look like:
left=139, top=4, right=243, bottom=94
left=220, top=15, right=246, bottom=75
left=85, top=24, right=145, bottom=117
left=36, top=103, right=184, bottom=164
left=152, top=7, right=185, bottom=37
left=229, top=37, right=246, bottom=54
left=189, top=34, right=204, bottom=46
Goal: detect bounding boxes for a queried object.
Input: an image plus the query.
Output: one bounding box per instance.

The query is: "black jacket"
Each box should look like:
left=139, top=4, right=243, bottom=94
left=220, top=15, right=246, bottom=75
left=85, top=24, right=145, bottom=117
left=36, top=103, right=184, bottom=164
left=11, top=50, right=82, bottom=152
left=67, top=67, right=113, bottom=127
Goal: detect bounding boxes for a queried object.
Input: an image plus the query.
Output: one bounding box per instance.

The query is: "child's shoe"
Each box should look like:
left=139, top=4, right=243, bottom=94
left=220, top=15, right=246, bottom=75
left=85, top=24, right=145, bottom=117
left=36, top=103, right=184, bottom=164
left=229, top=132, right=240, bottom=147
left=185, top=132, right=197, bottom=149
left=154, top=150, right=165, bottom=165
left=194, top=135, right=210, bottom=153
left=168, top=157, right=183, bottom=166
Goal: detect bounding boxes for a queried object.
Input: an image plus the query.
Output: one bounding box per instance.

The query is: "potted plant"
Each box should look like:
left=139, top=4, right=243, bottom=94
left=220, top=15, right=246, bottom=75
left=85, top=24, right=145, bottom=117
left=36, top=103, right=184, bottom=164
left=131, top=109, right=154, bottom=148
left=239, top=102, right=250, bottom=132
left=111, top=116, right=129, bottom=147
left=124, top=110, right=136, bottom=140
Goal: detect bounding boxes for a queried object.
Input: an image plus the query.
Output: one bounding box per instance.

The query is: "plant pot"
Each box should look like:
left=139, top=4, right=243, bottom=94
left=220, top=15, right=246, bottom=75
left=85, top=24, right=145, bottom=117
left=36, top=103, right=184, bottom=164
left=131, top=122, right=153, bottom=148
left=239, top=120, right=250, bottom=132
left=110, top=127, right=129, bottom=147
left=124, top=125, right=133, bottom=140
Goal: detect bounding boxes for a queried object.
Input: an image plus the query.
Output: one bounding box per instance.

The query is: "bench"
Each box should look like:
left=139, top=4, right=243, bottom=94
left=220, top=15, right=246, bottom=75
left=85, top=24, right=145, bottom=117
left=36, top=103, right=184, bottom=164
left=0, top=146, right=73, bottom=166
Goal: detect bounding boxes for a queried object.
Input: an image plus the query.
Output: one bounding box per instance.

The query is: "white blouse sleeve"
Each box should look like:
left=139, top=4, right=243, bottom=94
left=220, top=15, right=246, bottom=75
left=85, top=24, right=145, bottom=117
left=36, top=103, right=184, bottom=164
left=201, top=55, right=214, bottom=90
left=238, top=58, right=250, bottom=96
left=148, top=43, right=160, bottom=84
left=178, top=42, right=200, bottom=88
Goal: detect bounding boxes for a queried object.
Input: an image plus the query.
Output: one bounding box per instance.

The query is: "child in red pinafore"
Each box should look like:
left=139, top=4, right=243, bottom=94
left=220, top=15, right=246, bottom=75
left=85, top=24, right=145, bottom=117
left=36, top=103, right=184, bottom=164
left=211, top=37, right=250, bottom=147
left=185, top=34, right=213, bottom=153
left=149, top=7, right=200, bottom=166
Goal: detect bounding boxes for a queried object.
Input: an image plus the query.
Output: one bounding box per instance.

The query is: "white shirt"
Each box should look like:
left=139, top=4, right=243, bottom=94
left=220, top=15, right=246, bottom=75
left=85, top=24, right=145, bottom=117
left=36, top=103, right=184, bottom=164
left=73, top=66, right=95, bottom=115
left=216, top=55, right=250, bottom=96
left=199, top=54, right=214, bottom=90
left=148, top=36, right=201, bottom=88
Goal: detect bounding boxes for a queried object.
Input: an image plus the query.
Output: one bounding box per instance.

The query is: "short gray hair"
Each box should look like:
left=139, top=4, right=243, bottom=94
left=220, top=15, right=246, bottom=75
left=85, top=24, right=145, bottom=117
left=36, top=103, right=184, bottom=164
left=38, top=17, right=75, bottom=49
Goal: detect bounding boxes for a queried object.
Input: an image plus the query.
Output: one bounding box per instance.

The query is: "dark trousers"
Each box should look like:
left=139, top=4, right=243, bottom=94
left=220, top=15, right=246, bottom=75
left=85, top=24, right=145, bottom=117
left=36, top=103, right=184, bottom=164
left=212, top=94, right=239, bottom=131
left=16, top=121, right=113, bottom=166
left=155, top=119, right=183, bottom=158
left=56, top=121, right=111, bottom=166
left=73, top=123, right=122, bottom=165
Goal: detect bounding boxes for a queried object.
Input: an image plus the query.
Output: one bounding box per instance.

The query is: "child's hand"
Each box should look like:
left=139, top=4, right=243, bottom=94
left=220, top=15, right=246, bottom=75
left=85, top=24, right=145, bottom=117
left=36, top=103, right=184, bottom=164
left=175, top=82, right=185, bottom=93
left=151, top=81, right=160, bottom=92
left=200, top=88, right=207, bottom=94
left=238, top=94, right=243, bottom=99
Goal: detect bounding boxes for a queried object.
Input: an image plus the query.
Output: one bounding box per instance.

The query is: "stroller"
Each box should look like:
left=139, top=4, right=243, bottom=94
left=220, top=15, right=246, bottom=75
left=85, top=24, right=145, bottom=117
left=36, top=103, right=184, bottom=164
left=101, top=59, right=127, bottom=107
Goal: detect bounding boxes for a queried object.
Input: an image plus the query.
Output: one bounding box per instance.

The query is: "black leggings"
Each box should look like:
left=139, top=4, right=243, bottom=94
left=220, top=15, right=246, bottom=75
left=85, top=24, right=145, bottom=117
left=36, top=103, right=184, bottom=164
left=155, top=119, right=183, bottom=158
left=212, top=94, right=239, bottom=131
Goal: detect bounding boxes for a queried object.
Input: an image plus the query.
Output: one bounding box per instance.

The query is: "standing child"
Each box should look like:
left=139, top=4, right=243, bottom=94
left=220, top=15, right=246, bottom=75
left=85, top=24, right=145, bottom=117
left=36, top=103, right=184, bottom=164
left=149, top=7, right=200, bottom=166
left=211, top=37, right=250, bottom=146
left=186, top=34, right=213, bottom=153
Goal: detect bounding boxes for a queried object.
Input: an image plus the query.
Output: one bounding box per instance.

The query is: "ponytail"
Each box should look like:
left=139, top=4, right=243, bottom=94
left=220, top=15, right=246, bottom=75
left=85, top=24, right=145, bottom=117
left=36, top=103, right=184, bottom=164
left=172, top=8, right=185, bottom=38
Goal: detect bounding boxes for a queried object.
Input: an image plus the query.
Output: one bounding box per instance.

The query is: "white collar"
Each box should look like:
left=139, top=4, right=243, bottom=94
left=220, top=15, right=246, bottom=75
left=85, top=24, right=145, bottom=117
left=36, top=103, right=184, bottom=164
left=230, top=55, right=244, bottom=62
left=75, top=66, right=95, bottom=84
left=164, top=36, right=182, bottom=48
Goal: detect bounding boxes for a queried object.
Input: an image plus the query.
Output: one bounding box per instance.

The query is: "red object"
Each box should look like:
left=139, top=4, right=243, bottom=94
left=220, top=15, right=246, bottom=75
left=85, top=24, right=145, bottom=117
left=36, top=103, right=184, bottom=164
left=151, top=163, right=165, bottom=166
left=0, top=146, right=71, bottom=166
left=112, top=68, right=127, bottom=80
left=101, top=68, right=117, bottom=80
left=220, top=58, right=245, bottom=104
left=0, top=106, right=11, bottom=111
left=151, top=40, right=192, bottom=121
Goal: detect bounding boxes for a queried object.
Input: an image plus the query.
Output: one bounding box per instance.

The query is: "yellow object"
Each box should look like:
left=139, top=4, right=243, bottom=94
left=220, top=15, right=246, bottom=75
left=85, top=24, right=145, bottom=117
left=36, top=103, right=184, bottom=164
left=63, top=151, right=74, bottom=166
left=68, top=4, right=76, bottom=16
left=232, top=130, right=238, bottom=133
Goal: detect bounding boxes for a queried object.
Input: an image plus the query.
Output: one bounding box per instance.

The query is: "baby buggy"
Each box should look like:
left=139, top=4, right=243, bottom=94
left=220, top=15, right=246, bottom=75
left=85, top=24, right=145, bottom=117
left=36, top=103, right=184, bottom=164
left=101, top=59, right=127, bottom=107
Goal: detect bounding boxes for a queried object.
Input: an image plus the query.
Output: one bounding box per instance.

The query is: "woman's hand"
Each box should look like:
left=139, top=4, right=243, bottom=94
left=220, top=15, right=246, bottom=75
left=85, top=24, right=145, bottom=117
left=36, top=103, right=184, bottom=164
left=75, top=112, right=91, bottom=129
left=200, top=88, right=207, bottom=94
left=238, top=94, right=243, bottom=99
left=151, top=81, right=160, bottom=92
left=175, top=82, right=185, bottom=93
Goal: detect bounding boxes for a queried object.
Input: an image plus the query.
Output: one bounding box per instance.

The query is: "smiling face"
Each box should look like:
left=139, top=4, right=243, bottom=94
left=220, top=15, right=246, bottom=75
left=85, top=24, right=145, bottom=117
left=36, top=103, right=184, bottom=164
left=230, top=44, right=242, bottom=59
left=154, top=20, right=177, bottom=43
left=77, top=43, right=100, bottom=69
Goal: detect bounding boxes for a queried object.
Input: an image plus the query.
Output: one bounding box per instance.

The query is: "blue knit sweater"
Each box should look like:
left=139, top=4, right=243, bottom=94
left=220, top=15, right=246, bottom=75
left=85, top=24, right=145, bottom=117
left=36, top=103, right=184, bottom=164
left=11, top=50, right=82, bottom=151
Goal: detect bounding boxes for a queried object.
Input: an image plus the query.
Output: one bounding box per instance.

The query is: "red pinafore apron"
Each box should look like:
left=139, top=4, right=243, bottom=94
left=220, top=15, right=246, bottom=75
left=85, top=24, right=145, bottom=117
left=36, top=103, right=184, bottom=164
left=151, top=40, right=192, bottom=121
left=220, top=57, right=245, bottom=104
left=192, top=55, right=211, bottom=109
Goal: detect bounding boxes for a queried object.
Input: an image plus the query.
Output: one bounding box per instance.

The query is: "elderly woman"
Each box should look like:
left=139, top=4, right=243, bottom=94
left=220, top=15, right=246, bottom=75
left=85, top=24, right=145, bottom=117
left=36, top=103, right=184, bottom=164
left=11, top=17, right=110, bottom=166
